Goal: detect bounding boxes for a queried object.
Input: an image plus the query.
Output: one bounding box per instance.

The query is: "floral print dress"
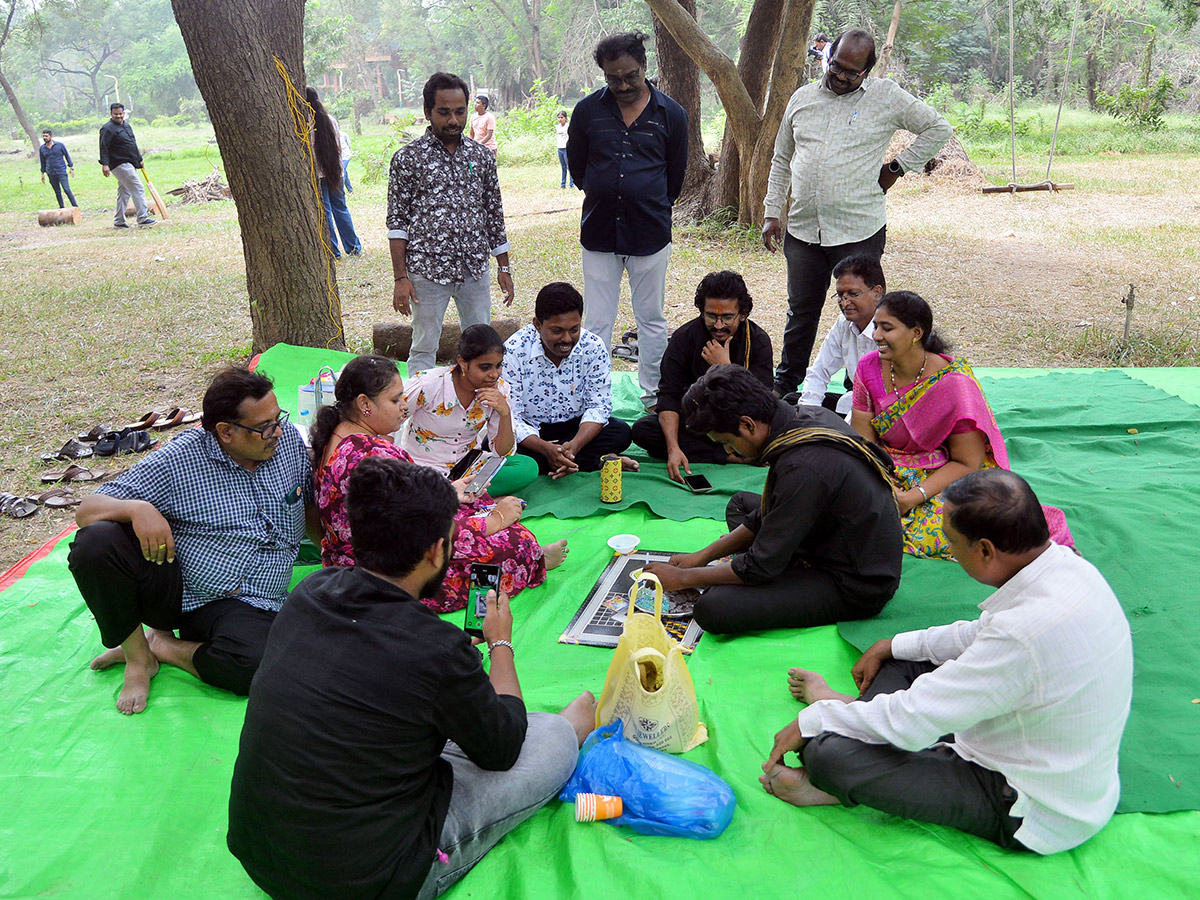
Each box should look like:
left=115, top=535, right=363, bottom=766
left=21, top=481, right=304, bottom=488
left=315, top=433, right=546, bottom=613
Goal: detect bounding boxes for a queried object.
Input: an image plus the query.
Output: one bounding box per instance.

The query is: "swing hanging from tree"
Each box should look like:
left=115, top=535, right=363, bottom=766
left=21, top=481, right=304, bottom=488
left=981, top=0, right=1080, bottom=194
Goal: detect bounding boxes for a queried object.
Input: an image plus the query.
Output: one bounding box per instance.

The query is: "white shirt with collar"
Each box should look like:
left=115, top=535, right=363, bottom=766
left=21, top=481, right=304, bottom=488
left=797, top=542, right=1133, bottom=854
left=502, top=324, right=613, bottom=444
left=799, top=316, right=875, bottom=416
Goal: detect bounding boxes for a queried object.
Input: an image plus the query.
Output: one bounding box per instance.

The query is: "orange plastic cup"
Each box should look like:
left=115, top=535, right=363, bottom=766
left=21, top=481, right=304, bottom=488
left=575, top=793, right=623, bottom=822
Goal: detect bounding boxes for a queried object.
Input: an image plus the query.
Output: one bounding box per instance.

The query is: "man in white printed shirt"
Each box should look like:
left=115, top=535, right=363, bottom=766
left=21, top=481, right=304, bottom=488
left=797, top=254, right=883, bottom=417
left=761, top=29, right=950, bottom=397
left=761, top=469, right=1132, bottom=854
left=503, top=282, right=637, bottom=479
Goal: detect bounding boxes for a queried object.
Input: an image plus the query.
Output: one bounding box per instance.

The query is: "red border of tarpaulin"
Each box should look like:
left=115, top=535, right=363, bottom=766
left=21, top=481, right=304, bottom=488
left=0, top=525, right=76, bottom=595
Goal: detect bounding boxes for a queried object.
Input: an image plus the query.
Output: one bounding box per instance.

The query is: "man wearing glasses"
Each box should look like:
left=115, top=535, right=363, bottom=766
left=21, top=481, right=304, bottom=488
left=762, top=29, right=950, bottom=399
left=69, top=368, right=316, bottom=715
left=566, top=31, right=689, bottom=410
left=631, top=271, right=773, bottom=482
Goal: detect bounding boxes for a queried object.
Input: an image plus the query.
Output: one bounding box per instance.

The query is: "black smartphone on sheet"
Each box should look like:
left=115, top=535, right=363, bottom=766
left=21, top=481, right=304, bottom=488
left=683, top=474, right=714, bottom=494
left=464, top=563, right=501, bottom=637
left=448, top=448, right=483, bottom=482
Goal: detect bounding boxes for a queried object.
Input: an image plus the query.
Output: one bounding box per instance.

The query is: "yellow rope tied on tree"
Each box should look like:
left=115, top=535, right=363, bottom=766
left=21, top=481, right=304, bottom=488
left=275, top=55, right=345, bottom=349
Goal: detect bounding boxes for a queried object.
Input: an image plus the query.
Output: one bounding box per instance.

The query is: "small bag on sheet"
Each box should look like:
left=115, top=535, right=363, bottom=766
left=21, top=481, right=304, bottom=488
left=595, top=571, right=708, bottom=753
left=312, top=365, right=339, bottom=410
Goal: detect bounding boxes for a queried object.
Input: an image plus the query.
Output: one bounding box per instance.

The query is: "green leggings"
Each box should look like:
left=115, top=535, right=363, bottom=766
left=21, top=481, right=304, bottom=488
left=485, top=453, right=539, bottom=497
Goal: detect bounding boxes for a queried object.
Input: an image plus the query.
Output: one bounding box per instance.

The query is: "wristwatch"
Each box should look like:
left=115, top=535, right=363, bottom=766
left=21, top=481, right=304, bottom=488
left=888, top=159, right=904, bottom=176
left=496, top=265, right=512, bottom=274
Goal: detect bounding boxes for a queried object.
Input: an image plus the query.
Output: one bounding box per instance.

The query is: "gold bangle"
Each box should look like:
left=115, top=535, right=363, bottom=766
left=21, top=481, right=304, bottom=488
left=495, top=510, right=507, bottom=528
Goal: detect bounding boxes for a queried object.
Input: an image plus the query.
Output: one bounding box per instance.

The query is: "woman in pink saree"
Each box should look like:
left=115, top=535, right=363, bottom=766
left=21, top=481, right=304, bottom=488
left=850, top=291, right=1072, bottom=559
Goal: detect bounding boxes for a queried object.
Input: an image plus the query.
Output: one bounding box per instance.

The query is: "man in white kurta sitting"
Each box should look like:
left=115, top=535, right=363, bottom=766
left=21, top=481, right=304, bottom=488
left=761, top=468, right=1133, bottom=855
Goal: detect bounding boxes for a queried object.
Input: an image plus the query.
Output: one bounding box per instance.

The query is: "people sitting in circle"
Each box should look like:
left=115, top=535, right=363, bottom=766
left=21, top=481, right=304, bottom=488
left=797, top=254, right=883, bottom=417
left=228, top=457, right=597, bottom=900
left=850, top=290, right=1073, bottom=558
left=504, top=281, right=638, bottom=479
left=762, top=469, right=1131, bottom=856
left=643, top=365, right=902, bottom=634
left=311, top=354, right=566, bottom=614
left=631, top=270, right=773, bottom=483
left=400, top=324, right=538, bottom=497
left=68, top=367, right=315, bottom=714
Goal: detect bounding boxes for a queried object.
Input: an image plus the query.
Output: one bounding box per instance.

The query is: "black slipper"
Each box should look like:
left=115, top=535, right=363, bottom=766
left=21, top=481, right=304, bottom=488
left=40, top=438, right=95, bottom=464
left=77, top=424, right=111, bottom=443
left=0, top=493, right=38, bottom=518
left=94, top=429, right=127, bottom=457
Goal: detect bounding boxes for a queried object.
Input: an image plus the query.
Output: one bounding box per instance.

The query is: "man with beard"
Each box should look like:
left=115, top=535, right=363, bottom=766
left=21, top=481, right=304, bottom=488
left=387, top=72, right=513, bottom=376
left=761, top=29, right=950, bottom=397
left=631, top=270, right=774, bottom=482
left=643, top=365, right=902, bottom=635
left=228, top=457, right=596, bottom=900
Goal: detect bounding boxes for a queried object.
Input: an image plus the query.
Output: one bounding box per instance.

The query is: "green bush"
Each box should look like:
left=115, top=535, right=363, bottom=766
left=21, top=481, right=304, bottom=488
left=1096, top=75, right=1177, bottom=131
left=37, top=116, right=105, bottom=137
left=497, top=132, right=556, bottom=167
left=499, top=80, right=563, bottom=140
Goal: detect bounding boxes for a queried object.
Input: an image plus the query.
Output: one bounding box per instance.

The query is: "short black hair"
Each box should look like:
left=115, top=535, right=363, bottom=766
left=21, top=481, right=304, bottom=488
left=347, top=457, right=460, bottom=576
left=832, top=254, right=886, bottom=292
left=475, top=94, right=489, bottom=108
left=202, top=367, right=274, bottom=435
left=594, top=31, right=648, bottom=69
left=42, top=128, right=52, bottom=135
left=457, top=323, right=505, bottom=362
left=534, top=282, right=584, bottom=321
left=814, top=33, right=829, bottom=43
left=110, top=102, right=125, bottom=112
left=683, top=364, right=777, bottom=436
left=876, top=290, right=951, bottom=355
left=694, top=270, right=753, bottom=316
left=829, top=29, right=878, bottom=74
left=943, top=469, right=1051, bottom=554
left=423, top=72, right=470, bottom=114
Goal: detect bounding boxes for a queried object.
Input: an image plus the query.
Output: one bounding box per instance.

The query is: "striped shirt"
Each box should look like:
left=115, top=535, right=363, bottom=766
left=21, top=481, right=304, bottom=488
left=96, top=426, right=313, bottom=612
left=797, top=543, right=1133, bottom=854
left=763, top=77, right=951, bottom=246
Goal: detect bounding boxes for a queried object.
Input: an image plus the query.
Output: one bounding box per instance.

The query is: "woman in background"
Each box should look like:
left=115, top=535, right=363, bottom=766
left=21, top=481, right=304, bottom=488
left=306, top=86, right=361, bottom=258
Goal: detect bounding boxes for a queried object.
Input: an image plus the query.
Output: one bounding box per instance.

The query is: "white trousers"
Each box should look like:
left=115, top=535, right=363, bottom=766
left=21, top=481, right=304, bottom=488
left=112, top=163, right=150, bottom=225
left=407, top=272, right=493, bottom=376
left=581, top=244, right=671, bottom=406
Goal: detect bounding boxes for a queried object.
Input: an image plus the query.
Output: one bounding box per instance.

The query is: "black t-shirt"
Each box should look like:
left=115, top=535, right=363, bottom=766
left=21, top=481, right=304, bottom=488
left=227, top=567, right=527, bottom=900
left=655, top=316, right=774, bottom=414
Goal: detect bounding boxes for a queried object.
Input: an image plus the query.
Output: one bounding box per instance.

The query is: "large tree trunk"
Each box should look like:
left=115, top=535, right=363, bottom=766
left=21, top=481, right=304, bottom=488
left=172, top=0, right=345, bottom=353
left=651, top=0, right=712, bottom=213
left=0, top=66, right=39, bottom=147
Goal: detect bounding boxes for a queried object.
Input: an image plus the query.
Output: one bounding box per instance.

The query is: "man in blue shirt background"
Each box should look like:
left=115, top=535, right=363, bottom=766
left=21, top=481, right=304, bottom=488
left=39, top=129, right=78, bottom=209
left=567, top=31, right=688, bottom=410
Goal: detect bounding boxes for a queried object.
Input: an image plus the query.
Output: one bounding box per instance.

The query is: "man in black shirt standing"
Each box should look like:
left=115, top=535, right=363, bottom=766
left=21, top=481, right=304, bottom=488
left=631, top=270, right=774, bottom=481
left=644, top=365, right=902, bottom=635
left=98, top=103, right=154, bottom=228
left=567, top=31, right=688, bottom=410
left=228, top=458, right=595, bottom=900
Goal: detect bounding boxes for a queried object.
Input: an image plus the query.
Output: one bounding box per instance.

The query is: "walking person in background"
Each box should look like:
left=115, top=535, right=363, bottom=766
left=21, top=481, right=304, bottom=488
left=40, top=129, right=78, bottom=209
left=307, top=87, right=362, bottom=258
left=555, top=110, right=573, bottom=189
left=339, top=125, right=354, bottom=193
left=98, top=103, right=154, bottom=228
left=470, top=95, right=498, bottom=157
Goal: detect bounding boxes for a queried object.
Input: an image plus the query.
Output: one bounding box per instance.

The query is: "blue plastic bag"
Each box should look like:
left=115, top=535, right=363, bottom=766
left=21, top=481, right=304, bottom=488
left=559, top=719, right=735, bottom=839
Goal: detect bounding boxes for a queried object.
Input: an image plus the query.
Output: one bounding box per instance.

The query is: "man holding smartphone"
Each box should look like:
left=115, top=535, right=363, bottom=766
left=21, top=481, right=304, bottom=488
left=229, top=458, right=595, bottom=900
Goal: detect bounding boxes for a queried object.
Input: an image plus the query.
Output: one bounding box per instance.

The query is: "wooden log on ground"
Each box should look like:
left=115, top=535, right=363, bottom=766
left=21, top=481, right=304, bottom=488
left=373, top=317, right=523, bottom=364
left=981, top=182, right=1075, bottom=194
left=38, top=207, right=81, bottom=227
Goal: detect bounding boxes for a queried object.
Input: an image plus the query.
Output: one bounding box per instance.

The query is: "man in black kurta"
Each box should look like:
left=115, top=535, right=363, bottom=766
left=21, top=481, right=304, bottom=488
left=631, top=270, right=774, bottom=482
left=644, top=365, right=902, bottom=634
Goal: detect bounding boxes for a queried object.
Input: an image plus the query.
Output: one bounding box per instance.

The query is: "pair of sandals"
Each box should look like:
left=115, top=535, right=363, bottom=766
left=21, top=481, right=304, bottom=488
left=126, top=407, right=201, bottom=431
left=0, top=488, right=82, bottom=518
left=41, top=438, right=94, bottom=464
left=40, top=463, right=107, bottom=484
left=94, top=429, right=158, bottom=457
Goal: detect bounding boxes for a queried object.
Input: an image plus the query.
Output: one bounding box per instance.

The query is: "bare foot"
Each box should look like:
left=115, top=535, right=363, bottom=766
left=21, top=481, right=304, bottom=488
left=787, top=667, right=853, bottom=704
left=117, top=656, right=160, bottom=715
left=619, top=456, right=639, bottom=472
left=560, top=690, right=597, bottom=746
left=759, top=763, right=840, bottom=807
left=90, top=645, right=127, bottom=670
left=146, top=628, right=201, bottom=678
left=543, top=539, right=569, bottom=570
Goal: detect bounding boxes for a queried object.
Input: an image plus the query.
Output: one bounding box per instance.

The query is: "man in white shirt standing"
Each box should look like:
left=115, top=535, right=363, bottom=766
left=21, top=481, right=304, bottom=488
left=797, top=254, right=883, bottom=416
left=761, top=29, right=950, bottom=397
left=761, top=469, right=1133, bottom=854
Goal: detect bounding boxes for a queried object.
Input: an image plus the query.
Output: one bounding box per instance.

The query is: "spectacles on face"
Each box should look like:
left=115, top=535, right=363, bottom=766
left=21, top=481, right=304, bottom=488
left=228, top=410, right=289, bottom=440
left=828, top=59, right=868, bottom=79
left=604, top=70, right=644, bottom=89
left=703, top=312, right=740, bottom=326
left=836, top=288, right=871, bottom=304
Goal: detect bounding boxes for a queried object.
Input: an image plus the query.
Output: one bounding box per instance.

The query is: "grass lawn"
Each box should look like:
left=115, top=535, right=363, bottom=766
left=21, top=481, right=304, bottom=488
left=0, top=114, right=1197, bottom=570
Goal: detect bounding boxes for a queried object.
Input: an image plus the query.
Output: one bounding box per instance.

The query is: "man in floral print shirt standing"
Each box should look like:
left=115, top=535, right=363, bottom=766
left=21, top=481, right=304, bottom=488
left=387, top=72, right=514, bottom=376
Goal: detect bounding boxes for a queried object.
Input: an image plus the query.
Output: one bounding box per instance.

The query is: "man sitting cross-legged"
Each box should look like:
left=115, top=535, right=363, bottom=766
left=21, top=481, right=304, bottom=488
left=227, top=456, right=596, bottom=900
left=504, top=281, right=638, bottom=479
left=68, top=367, right=316, bottom=714
left=631, top=270, right=773, bottom=482
left=761, top=469, right=1133, bottom=855
left=644, top=365, right=902, bottom=634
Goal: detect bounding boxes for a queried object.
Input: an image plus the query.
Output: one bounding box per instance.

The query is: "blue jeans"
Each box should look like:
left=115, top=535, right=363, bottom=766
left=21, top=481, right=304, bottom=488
left=557, top=148, right=573, bottom=188
left=320, top=179, right=361, bottom=256
left=48, top=172, right=78, bottom=208
left=342, top=160, right=353, bottom=193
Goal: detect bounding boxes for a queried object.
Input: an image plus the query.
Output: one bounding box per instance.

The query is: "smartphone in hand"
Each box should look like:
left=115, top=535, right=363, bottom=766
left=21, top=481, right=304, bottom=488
left=464, top=563, right=501, bottom=636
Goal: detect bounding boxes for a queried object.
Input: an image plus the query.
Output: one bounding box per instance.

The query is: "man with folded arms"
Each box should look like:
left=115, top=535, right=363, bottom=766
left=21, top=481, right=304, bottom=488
left=763, top=469, right=1132, bottom=854
left=69, top=368, right=315, bottom=714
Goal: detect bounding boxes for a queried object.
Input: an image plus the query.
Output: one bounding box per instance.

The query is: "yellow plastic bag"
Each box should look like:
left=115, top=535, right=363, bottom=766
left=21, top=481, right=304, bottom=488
left=595, top=571, right=708, bottom=753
